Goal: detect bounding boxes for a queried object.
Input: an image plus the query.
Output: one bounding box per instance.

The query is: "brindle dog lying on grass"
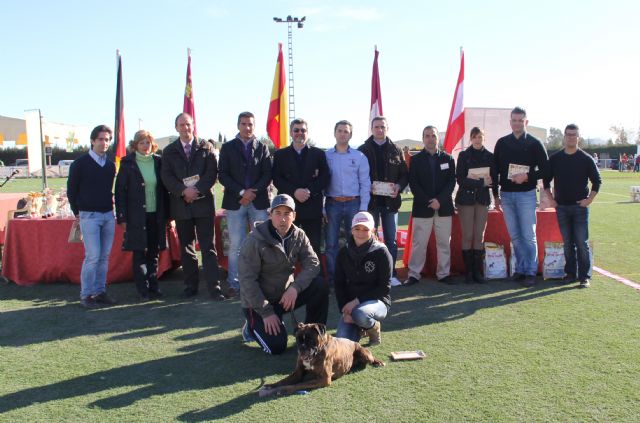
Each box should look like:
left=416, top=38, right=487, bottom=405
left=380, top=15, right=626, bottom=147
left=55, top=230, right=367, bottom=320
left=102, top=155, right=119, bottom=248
left=259, top=323, right=385, bottom=397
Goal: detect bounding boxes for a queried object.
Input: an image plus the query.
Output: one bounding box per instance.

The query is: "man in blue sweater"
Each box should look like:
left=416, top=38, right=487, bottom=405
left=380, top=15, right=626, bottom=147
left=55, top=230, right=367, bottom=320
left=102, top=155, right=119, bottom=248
left=543, top=124, right=601, bottom=288
left=67, top=125, right=117, bottom=308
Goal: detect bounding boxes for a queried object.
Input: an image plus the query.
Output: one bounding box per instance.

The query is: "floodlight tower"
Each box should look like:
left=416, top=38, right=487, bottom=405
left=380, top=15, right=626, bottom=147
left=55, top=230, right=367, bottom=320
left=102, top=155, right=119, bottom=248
left=273, top=15, right=306, bottom=122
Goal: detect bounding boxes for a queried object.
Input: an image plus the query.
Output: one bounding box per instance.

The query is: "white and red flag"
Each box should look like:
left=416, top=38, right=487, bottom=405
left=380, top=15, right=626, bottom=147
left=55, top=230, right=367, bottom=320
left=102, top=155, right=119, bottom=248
left=443, top=49, right=465, bottom=155
left=368, top=47, right=383, bottom=135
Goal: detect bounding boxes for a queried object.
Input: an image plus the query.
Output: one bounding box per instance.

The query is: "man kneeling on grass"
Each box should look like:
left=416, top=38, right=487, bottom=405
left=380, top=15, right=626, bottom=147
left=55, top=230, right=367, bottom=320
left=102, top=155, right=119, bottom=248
left=239, top=194, right=329, bottom=354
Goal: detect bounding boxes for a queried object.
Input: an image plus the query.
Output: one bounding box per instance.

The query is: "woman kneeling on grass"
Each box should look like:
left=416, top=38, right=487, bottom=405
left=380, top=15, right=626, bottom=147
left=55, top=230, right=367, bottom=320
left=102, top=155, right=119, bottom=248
left=334, top=211, right=391, bottom=346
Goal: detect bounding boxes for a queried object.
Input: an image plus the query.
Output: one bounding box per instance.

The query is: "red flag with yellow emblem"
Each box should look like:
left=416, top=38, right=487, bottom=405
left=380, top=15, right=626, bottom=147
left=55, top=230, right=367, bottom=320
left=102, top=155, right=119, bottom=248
left=183, top=48, right=197, bottom=136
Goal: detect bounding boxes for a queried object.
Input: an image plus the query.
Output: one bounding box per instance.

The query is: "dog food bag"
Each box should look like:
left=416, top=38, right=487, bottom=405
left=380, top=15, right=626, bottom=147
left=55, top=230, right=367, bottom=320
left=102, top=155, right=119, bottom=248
left=484, top=242, right=507, bottom=280
left=543, top=241, right=565, bottom=280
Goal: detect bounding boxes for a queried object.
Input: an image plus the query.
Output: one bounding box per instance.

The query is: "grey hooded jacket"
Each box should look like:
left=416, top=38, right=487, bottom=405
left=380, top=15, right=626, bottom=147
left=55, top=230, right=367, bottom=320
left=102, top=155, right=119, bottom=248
left=239, top=220, right=320, bottom=318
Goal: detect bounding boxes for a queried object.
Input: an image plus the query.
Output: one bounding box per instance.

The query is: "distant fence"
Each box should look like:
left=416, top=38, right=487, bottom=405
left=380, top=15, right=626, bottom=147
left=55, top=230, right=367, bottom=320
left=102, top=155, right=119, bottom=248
left=0, top=165, right=70, bottom=179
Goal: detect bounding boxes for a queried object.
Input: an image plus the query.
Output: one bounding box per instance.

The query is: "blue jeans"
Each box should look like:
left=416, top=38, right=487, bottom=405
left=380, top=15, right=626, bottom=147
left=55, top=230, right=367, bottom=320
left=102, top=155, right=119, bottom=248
left=500, top=190, right=538, bottom=276
left=556, top=204, right=591, bottom=280
left=336, top=300, right=388, bottom=342
left=371, top=206, right=398, bottom=276
left=325, top=198, right=360, bottom=285
left=226, top=204, right=268, bottom=289
left=78, top=211, right=115, bottom=298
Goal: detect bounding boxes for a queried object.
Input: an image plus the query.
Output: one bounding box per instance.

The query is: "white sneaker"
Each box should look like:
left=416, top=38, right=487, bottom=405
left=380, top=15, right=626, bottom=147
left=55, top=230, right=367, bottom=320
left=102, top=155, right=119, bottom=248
left=390, top=277, right=403, bottom=287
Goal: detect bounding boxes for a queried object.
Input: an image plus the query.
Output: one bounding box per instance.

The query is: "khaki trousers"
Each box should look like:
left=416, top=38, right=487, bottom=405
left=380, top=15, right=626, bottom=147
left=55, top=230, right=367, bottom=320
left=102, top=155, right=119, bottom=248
left=457, top=204, right=489, bottom=250
left=408, top=213, right=452, bottom=280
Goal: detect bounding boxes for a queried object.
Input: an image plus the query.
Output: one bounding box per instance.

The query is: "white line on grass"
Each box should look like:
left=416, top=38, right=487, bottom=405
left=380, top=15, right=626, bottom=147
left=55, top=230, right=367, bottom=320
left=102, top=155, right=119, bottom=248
left=594, top=266, right=640, bottom=291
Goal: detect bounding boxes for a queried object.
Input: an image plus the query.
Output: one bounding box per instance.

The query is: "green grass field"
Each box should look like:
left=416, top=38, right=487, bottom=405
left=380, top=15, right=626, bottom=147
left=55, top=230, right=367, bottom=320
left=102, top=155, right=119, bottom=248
left=1, top=171, right=639, bottom=422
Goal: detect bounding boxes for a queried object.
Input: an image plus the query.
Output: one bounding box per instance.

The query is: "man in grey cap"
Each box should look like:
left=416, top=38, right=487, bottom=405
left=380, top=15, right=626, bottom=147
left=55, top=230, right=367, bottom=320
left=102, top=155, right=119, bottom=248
left=238, top=194, right=329, bottom=355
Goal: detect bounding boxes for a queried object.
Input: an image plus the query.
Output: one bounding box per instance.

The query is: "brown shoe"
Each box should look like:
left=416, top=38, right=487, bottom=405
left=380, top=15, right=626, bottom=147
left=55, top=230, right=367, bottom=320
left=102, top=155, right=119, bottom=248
left=226, top=287, right=239, bottom=298
left=366, top=321, right=381, bottom=346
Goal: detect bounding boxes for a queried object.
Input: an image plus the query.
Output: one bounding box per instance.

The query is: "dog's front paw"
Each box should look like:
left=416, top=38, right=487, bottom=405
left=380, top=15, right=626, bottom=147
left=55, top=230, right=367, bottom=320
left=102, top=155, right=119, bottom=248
left=258, top=386, right=277, bottom=398
left=372, top=359, right=385, bottom=367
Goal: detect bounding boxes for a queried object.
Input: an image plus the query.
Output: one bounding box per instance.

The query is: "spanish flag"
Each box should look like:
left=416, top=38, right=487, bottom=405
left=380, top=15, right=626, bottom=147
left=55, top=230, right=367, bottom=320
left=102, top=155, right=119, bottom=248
left=114, top=50, right=126, bottom=169
left=266, top=43, right=288, bottom=149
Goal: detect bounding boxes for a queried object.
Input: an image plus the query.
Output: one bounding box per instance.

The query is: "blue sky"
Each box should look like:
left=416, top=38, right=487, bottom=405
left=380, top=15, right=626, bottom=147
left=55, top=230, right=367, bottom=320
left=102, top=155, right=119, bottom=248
left=2, top=0, right=639, bottom=147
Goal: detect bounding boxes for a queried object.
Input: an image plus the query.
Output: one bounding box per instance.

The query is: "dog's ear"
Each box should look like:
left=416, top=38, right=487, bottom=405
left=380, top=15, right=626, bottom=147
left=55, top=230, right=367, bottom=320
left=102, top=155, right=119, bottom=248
left=294, top=322, right=304, bottom=335
left=314, top=323, right=326, bottom=336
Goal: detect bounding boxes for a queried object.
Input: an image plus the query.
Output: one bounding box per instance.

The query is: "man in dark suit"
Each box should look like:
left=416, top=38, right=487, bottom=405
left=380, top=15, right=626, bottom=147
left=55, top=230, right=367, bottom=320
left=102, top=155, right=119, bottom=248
left=272, top=118, right=330, bottom=254
left=404, top=125, right=456, bottom=286
left=161, top=113, right=225, bottom=300
left=218, top=111, right=272, bottom=296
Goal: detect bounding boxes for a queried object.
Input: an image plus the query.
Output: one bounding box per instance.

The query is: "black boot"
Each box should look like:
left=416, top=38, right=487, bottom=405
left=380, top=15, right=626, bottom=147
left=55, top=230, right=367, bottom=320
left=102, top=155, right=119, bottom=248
left=462, top=250, right=474, bottom=284
left=473, top=249, right=486, bottom=283
left=147, top=253, right=163, bottom=298
left=133, top=251, right=150, bottom=299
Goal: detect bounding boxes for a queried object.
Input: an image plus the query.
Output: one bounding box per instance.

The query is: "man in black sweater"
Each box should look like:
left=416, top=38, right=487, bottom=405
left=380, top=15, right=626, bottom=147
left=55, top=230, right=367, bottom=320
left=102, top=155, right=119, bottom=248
left=493, top=107, right=549, bottom=287
left=67, top=124, right=117, bottom=308
left=358, top=117, right=409, bottom=286
left=543, top=124, right=601, bottom=288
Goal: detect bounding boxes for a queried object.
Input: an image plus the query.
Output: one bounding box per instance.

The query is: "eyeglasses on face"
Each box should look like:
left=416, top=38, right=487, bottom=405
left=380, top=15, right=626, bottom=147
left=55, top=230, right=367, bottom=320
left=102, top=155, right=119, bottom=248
left=292, top=128, right=307, bottom=133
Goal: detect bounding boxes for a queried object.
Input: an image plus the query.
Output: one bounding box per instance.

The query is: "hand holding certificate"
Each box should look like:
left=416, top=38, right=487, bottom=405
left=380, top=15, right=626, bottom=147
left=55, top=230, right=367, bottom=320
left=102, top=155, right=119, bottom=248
left=182, top=175, right=204, bottom=202
left=467, top=167, right=490, bottom=179
left=372, top=181, right=397, bottom=197
left=507, top=164, right=529, bottom=181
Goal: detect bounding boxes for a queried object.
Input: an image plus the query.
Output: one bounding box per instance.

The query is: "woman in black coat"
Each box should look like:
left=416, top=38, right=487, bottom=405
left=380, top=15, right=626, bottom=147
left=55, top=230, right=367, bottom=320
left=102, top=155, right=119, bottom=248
left=334, top=211, right=392, bottom=346
left=454, top=127, right=498, bottom=283
left=115, top=130, right=168, bottom=300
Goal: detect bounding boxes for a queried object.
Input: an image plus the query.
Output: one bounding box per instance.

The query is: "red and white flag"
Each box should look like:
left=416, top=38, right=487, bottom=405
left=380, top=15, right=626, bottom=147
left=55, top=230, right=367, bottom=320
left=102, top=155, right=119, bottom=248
left=113, top=50, right=126, bottom=170
left=183, top=48, right=196, bottom=136
left=368, top=47, right=383, bottom=135
left=443, top=49, right=465, bottom=155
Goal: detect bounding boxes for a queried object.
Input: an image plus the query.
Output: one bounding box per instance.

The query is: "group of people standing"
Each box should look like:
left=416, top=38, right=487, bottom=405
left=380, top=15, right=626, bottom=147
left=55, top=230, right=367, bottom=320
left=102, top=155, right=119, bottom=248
left=66, top=106, right=601, bottom=356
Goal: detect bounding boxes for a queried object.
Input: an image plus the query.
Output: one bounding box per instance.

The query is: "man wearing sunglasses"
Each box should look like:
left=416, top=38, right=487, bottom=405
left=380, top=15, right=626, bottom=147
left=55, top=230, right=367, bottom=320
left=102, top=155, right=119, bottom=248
left=272, top=118, right=330, bottom=255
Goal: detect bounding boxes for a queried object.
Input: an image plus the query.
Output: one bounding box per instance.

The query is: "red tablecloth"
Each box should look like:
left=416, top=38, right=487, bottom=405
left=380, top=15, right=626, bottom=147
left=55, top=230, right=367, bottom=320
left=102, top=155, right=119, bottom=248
left=214, top=210, right=228, bottom=270
left=402, top=209, right=562, bottom=276
left=0, top=193, right=27, bottom=245
left=1, top=218, right=181, bottom=285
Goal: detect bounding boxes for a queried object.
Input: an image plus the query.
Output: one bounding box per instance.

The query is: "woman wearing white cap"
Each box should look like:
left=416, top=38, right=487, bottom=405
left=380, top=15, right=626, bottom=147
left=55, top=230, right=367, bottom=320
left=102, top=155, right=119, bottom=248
left=334, top=211, right=392, bottom=345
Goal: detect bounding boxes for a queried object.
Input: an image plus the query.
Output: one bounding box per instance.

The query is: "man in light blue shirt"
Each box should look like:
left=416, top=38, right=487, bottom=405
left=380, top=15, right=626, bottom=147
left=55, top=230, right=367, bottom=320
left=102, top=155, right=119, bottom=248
left=324, top=120, right=370, bottom=286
